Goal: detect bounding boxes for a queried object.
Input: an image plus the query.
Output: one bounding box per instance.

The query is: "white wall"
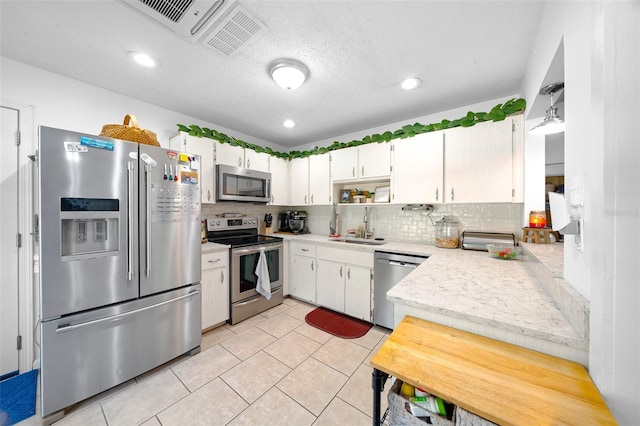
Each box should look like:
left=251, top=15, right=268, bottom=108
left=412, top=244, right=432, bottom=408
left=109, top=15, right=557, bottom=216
left=524, top=119, right=546, bottom=221
left=521, top=1, right=639, bottom=422
left=296, top=95, right=521, bottom=152
left=0, top=57, right=287, bottom=152
left=0, top=56, right=289, bottom=373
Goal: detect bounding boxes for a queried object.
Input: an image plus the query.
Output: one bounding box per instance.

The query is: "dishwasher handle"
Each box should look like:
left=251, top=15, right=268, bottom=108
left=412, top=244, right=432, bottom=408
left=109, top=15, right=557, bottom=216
left=387, top=260, right=420, bottom=268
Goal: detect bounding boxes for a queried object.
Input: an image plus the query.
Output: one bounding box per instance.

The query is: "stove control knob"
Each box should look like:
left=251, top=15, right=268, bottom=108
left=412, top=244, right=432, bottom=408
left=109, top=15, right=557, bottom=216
left=216, top=221, right=221, bottom=226
left=252, top=219, right=257, bottom=224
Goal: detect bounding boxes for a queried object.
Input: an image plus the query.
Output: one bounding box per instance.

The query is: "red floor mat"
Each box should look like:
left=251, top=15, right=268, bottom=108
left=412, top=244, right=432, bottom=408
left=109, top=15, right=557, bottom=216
left=305, top=307, right=372, bottom=339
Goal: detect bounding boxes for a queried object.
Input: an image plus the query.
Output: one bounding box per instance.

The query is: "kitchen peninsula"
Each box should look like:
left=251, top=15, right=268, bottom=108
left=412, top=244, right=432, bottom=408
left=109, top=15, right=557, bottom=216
left=277, top=233, right=588, bottom=365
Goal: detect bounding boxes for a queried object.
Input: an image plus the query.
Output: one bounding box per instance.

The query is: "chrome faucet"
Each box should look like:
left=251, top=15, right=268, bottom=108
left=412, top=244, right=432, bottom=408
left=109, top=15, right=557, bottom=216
left=363, top=206, right=374, bottom=239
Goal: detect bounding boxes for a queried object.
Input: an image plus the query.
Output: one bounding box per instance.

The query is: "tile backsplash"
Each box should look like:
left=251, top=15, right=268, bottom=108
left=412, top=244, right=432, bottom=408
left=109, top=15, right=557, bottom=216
left=203, top=202, right=525, bottom=243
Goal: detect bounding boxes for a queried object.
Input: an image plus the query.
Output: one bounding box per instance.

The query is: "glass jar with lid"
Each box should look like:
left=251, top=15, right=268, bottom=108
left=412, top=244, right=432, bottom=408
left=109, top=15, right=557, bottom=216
left=435, top=217, right=460, bottom=249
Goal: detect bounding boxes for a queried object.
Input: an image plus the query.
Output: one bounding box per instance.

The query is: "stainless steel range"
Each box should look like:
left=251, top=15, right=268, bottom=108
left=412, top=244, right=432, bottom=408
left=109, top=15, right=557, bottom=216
left=206, top=216, right=283, bottom=324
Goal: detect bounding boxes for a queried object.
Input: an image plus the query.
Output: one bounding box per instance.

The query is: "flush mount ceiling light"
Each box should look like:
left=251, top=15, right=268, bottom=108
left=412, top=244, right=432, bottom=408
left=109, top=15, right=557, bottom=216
left=530, top=82, right=565, bottom=135
left=401, top=77, right=422, bottom=90
left=128, top=51, right=159, bottom=68
left=283, top=119, right=296, bottom=128
left=270, top=59, right=309, bottom=90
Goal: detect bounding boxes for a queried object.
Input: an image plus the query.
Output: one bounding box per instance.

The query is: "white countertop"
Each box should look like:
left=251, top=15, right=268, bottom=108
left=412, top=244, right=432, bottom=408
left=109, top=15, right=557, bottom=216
left=201, top=242, right=230, bottom=253
left=275, top=233, right=586, bottom=354
left=386, top=246, right=585, bottom=351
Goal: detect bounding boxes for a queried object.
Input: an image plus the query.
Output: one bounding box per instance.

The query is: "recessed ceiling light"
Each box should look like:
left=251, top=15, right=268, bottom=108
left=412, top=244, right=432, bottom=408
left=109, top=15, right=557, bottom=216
left=401, top=77, right=421, bottom=90
left=128, top=51, right=159, bottom=68
left=283, top=119, right=296, bottom=128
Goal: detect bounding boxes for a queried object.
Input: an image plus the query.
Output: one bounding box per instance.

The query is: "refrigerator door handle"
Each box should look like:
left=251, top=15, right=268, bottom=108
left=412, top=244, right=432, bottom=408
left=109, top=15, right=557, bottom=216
left=145, top=163, right=152, bottom=277
left=55, top=290, right=201, bottom=333
left=127, top=159, right=136, bottom=281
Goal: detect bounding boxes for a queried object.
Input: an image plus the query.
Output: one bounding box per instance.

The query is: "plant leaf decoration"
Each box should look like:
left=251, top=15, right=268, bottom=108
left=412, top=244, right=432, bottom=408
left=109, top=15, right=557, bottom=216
left=176, top=97, right=525, bottom=160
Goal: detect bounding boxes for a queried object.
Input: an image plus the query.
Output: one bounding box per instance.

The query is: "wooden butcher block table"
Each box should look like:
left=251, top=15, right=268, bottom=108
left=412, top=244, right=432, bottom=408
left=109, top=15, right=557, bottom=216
left=370, top=316, right=616, bottom=425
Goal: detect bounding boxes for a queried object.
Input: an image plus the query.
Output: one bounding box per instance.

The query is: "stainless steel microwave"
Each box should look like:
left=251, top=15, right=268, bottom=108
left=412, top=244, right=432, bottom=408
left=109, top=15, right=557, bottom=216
left=216, top=164, right=271, bottom=203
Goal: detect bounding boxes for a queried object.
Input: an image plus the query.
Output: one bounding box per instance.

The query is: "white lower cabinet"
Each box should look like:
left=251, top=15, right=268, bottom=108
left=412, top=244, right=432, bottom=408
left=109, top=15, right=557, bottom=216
left=290, top=242, right=317, bottom=303
left=344, top=264, right=372, bottom=321
left=316, top=259, right=345, bottom=312
left=316, top=245, right=373, bottom=321
left=201, top=249, right=229, bottom=330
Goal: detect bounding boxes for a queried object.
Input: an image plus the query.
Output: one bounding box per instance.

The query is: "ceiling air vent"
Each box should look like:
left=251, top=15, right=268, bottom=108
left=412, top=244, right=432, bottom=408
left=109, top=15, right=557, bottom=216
left=198, top=4, right=267, bottom=56
left=124, top=0, right=227, bottom=37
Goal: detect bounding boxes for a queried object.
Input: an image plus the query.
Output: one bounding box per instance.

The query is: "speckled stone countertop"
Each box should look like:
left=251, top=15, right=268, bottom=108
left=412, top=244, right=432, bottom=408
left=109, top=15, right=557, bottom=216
left=386, top=246, right=586, bottom=351
left=276, top=233, right=586, bottom=353
left=201, top=242, right=230, bottom=253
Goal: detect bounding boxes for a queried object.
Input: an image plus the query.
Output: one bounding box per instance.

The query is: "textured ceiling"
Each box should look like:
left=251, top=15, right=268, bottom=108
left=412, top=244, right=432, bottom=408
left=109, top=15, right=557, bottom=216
left=0, top=0, right=545, bottom=147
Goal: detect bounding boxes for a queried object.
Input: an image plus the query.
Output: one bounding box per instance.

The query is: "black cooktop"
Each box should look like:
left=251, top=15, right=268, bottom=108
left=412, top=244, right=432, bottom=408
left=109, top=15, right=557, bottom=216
left=207, top=228, right=282, bottom=248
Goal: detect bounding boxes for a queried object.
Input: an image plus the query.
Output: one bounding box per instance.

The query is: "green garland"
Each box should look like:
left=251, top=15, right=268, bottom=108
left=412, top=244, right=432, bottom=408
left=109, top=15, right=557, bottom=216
left=177, top=97, right=525, bottom=160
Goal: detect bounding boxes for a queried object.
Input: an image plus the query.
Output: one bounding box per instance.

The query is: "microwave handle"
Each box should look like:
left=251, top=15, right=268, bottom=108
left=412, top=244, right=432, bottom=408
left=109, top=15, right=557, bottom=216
left=266, top=178, right=271, bottom=200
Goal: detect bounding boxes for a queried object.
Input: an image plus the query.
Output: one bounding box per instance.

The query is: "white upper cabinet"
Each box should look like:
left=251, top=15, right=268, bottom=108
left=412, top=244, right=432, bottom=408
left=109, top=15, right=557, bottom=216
left=244, top=149, right=270, bottom=172
left=215, top=142, right=244, bottom=168
left=391, top=132, right=444, bottom=204
left=308, top=153, right=331, bottom=205
left=331, top=144, right=391, bottom=182
left=511, top=115, right=525, bottom=203
left=215, top=143, right=270, bottom=172
left=331, top=146, right=358, bottom=180
left=269, top=156, right=291, bottom=206
left=290, top=155, right=332, bottom=206
left=444, top=118, right=514, bottom=203
left=359, top=143, right=392, bottom=179
left=290, top=158, right=309, bottom=206
left=169, top=133, right=215, bottom=203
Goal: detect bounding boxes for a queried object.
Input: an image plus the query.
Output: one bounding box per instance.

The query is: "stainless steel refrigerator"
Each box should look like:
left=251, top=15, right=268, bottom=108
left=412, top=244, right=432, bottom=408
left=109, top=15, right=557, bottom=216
left=37, top=126, right=202, bottom=418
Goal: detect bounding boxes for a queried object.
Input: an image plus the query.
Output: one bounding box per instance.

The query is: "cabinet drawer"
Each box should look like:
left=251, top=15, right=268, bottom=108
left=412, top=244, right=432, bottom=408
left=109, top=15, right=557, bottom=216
left=202, top=251, right=228, bottom=270
left=292, top=243, right=316, bottom=257
left=317, top=245, right=373, bottom=268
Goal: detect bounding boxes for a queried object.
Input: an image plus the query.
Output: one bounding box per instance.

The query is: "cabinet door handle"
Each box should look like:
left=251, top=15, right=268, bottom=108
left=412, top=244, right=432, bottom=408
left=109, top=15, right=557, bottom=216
left=220, top=270, right=224, bottom=283
left=361, top=166, right=365, bottom=176
left=247, top=158, right=250, bottom=168
left=347, top=267, right=351, bottom=280
left=238, top=157, right=242, bottom=167
left=208, top=258, right=221, bottom=263
left=311, top=194, right=314, bottom=204
left=352, top=167, right=355, bottom=177
left=311, top=260, right=314, bottom=271
left=451, top=188, right=455, bottom=202
left=271, top=194, right=274, bottom=203
left=207, top=189, right=211, bottom=201
left=301, top=248, right=309, bottom=252
left=304, top=195, right=307, bottom=204
left=435, top=188, right=438, bottom=201
left=340, top=266, right=343, bottom=277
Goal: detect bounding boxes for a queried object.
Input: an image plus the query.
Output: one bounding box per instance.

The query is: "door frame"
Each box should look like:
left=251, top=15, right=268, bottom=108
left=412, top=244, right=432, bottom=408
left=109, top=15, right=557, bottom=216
left=1, top=100, right=35, bottom=373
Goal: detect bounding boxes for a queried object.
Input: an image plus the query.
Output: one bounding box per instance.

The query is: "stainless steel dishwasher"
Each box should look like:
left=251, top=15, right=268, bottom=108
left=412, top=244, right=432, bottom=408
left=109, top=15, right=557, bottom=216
left=374, top=251, right=428, bottom=329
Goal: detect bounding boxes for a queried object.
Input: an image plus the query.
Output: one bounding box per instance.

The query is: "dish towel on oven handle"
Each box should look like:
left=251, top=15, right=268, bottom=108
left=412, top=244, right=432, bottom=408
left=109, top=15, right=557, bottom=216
left=255, top=247, right=271, bottom=300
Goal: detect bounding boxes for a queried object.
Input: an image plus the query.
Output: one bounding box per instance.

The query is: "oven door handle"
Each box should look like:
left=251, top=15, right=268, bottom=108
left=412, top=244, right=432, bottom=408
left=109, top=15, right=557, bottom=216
left=232, top=243, right=283, bottom=256
left=234, top=287, right=282, bottom=307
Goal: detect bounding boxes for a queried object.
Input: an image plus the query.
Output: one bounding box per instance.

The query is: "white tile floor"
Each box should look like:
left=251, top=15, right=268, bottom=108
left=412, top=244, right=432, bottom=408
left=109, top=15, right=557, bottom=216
left=20, top=298, right=390, bottom=426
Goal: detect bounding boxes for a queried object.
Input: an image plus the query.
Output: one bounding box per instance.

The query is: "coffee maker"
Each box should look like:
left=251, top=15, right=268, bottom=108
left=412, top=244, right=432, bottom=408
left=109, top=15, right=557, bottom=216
left=278, top=211, right=293, bottom=232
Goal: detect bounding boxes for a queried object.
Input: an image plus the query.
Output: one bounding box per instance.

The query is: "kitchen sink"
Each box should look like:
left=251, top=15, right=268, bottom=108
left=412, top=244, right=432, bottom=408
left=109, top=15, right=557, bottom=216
left=328, top=238, right=387, bottom=246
